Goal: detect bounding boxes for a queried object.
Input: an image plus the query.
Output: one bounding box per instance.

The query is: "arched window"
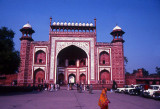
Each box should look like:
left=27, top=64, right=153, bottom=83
left=99, top=51, right=110, bottom=66
left=68, top=74, right=76, bottom=84
left=33, top=69, right=45, bottom=85
left=35, top=50, right=46, bottom=64
left=79, top=74, right=86, bottom=84
left=58, top=73, right=64, bottom=85
left=69, top=60, right=76, bottom=66
left=99, top=70, right=110, bottom=84
left=80, top=59, right=86, bottom=66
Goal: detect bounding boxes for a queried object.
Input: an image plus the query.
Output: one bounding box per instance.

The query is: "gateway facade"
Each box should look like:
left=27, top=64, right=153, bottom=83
left=18, top=17, right=125, bottom=87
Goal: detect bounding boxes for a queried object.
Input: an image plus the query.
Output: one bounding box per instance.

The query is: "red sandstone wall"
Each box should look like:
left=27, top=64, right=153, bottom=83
left=125, top=74, right=136, bottom=85
left=18, top=40, right=50, bottom=86
left=0, top=74, right=18, bottom=86
left=18, top=40, right=32, bottom=86
left=111, top=42, right=125, bottom=87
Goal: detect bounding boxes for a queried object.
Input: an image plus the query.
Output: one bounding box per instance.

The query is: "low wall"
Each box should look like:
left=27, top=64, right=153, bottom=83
left=0, top=74, right=18, bottom=86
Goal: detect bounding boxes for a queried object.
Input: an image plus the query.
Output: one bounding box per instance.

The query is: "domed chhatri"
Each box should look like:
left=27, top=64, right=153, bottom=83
left=23, top=22, right=32, bottom=28
left=20, top=22, right=35, bottom=41
left=110, top=25, right=125, bottom=43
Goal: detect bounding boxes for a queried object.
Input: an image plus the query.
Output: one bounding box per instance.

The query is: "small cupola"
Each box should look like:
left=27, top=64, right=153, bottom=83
left=20, top=22, right=35, bottom=41
left=110, top=25, right=125, bottom=43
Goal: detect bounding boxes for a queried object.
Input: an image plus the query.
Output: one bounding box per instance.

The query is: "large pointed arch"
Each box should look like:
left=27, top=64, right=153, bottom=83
left=56, top=45, right=88, bottom=84
left=57, top=45, right=88, bottom=67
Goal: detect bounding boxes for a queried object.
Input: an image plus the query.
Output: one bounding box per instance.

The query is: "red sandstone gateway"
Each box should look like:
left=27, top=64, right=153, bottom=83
left=18, top=18, right=125, bottom=88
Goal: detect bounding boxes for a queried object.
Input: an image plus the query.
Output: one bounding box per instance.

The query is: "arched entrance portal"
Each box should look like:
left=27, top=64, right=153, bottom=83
left=80, top=74, right=86, bottom=84
left=57, top=45, right=88, bottom=84
left=68, top=74, right=76, bottom=84
left=99, top=70, right=110, bottom=84
left=34, top=69, right=45, bottom=86
left=58, top=73, right=64, bottom=85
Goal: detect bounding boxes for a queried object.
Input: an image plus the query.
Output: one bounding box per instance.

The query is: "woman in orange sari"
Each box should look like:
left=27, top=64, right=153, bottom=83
left=98, top=88, right=110, bottom=109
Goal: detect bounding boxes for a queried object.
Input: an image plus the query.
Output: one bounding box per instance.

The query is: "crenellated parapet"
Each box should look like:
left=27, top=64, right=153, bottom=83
left=49, top=17, right=96, bottom=33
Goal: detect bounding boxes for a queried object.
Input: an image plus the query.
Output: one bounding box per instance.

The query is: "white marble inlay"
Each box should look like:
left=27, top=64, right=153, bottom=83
left=68, top=69, right=77, bottom=72
left=99, top=49, right=109, bottom=54
left=34, top=66, right=45, bottom=71
left=35, top=47, right=47, bottom=53
left=99, top=67, right=110, bottom=72
left=80, top=69, right=86, bottom=72
left=59, top=69, right=65, bottom=71
left=50, top=37, right=95, bottom=83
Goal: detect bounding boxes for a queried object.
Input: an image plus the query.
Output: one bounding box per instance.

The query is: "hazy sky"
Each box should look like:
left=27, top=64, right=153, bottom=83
left=0, top=0, right=160, bottom=74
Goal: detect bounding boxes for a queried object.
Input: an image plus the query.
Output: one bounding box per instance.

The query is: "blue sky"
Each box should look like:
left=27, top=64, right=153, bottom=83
left=0, top=0, right=160, bottom=74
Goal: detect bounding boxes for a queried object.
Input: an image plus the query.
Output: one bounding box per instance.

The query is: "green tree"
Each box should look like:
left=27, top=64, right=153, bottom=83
left=142, top=68, right=149, bottom=77
left=124, top=56, right=128, bottom=65
left=132, top=69, right=138, bottom=74
left=125, top=72, right=130, bottom=75
left=132, top=68, right=149, bottom=77
left=0, top=27, right=20, bottom=75
left=156, top=66, right=160, bottom=76
left=124, top=56, right=129, bottom=74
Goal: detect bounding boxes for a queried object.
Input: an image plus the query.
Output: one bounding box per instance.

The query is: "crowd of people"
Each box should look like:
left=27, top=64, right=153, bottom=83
left=44, top=83, right=60, bottom=91
left=33, top=83, right=111, bottom=108
left=67, top=83, right=93, bottom=94
left=34, top=83, right=94, bottom=94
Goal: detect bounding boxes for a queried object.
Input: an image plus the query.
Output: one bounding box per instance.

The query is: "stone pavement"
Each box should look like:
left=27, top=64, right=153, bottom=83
left=0, top=87, right=160, bottom=109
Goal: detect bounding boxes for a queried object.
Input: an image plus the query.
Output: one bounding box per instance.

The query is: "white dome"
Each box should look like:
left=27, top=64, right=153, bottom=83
left=60, top=22, right=64, bottom=26
left=23, top=23, right=32, bottom=28
left=53, top=22, right=56, bottom=25
left=68, top=22, right=71, bottom=26
left=113, top=25, right=122, bottom=30
left=90, top=23, right=93, bottom=26
left=75, top=22, right=78, bottom=26
left=79, top=23, right=82, bottom=26
left=71, top=22, right=74, bottom=26
left=64, top=22, right=67, bottom=26
left=86, top=23, right=89, bottom=26
left=57, top=22, right=60, bottom=26
left=82, top=23, right=85, bottom=26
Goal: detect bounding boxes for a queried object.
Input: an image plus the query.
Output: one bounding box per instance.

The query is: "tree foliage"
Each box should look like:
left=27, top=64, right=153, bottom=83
left=142, top=68, right=149, bottom=77
left=124, top=56, right=128, bottom=74
left=132, top=68, right=149, bottom=77
left=0, top=27, right=20, bottom=75
left=124, top=56, right=128, bottom=65
left=156, top=66, right=160, bottom=76
left=125, top=72, right=130, bottom=75
left=132, top=69, right=137, bottom=74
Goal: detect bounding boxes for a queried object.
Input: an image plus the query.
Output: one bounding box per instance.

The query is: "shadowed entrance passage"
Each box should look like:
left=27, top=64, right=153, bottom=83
left=79, top=74, right=86, bottom=84
left=68, top=74, right=76, bottom=84
left=57, top=45, right=88, bottom=84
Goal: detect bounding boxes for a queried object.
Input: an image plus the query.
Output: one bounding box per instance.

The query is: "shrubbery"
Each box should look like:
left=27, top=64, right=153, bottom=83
left=0, top=86, right=36, bottom=93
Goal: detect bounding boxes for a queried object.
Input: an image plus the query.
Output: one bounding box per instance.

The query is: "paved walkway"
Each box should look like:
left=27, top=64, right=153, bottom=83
left=0, top=87, right=160, bottom=109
